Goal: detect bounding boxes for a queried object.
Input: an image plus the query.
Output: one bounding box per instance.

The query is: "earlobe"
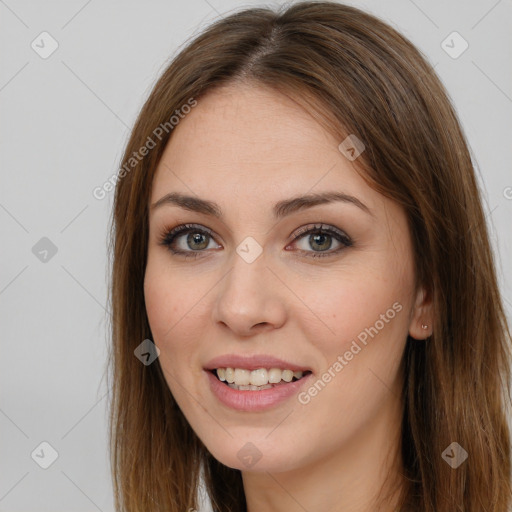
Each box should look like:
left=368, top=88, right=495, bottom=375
left=408, top=286, right=433, bottom=340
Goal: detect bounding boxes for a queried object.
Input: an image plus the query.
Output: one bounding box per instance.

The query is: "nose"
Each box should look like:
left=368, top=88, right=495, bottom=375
left=211, top=249, right=287, bottom=337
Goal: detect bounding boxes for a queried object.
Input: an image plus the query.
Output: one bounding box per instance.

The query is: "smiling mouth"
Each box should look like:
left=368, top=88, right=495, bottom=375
left=210, top=367, right=312, bottom=391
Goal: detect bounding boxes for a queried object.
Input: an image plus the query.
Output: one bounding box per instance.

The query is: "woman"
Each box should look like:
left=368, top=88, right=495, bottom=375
left=107, top=2, right=512, bottom=511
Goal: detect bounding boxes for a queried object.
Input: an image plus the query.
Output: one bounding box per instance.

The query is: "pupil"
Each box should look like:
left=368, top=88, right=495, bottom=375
left=311, top=234, right=332, bottom=251
left=188, top=232, right=208, bottom=250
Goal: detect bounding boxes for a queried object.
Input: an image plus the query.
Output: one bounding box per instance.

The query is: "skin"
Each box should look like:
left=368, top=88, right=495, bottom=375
left=144, top=82, right=433, bottom=512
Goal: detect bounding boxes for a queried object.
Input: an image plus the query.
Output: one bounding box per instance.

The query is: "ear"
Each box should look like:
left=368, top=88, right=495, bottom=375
left=408, top=286, right=433, bottom=340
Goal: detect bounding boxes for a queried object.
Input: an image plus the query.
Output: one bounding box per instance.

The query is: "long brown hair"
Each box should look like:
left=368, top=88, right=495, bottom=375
left=107, top=2, right=512, bottom=510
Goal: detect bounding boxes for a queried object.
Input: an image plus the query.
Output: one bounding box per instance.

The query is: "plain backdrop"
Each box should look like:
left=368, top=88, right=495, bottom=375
left=1, top=0, right=511, bottom=510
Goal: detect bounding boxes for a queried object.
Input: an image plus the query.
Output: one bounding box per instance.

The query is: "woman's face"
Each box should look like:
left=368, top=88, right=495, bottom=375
left=144, top=82, right=429, bottom=473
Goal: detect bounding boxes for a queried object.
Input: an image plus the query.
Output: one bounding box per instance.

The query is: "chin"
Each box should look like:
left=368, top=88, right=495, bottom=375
left=202, top=436, right=303, bottom=474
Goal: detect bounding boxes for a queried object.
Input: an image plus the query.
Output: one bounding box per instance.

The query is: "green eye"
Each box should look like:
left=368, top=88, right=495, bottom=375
left=159, top=223, right=217, bottom=259
left=183, top=231, right=210, bottom=250
left=159, top=223, right=352, bottom=259
left=289, top=224, right=352, bottom=259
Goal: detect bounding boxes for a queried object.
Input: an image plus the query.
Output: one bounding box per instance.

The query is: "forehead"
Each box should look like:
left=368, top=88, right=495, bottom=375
left=150, top=83, right=378, bottom=214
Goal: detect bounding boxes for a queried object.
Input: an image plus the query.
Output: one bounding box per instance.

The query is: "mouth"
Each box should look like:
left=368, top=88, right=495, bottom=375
left=209, top=367, right=313, bottom=391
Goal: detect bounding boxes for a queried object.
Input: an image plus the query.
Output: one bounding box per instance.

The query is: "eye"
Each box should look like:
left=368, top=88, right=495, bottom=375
left=158, top=223, right=220, bottom=259
left=287, top=223, right=353, bottom=259
left=159, top=224, right=353, bottom=258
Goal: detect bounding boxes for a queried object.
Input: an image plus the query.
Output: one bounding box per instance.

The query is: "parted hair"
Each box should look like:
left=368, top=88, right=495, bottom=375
left=107, top=2, right=512, bottom=510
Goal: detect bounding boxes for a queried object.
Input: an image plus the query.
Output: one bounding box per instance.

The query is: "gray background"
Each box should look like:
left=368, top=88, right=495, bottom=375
left=1, top=0, right=511, bottom=510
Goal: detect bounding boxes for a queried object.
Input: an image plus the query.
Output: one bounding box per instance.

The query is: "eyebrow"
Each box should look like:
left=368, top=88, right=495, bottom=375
left=150, top=191, right=373, bottom=219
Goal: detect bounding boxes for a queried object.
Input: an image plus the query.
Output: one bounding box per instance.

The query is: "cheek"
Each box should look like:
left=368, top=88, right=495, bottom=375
left=292, top=276, right=408, bottom=446
left=143, top=263, right=205, bottom=416
left=144, top=250, right=197, bottom=334
left=293, top=260, right=412, bottom=419
left=143, top=260, right=198, bottom=363
left=300, top=266, right=409, bottom=350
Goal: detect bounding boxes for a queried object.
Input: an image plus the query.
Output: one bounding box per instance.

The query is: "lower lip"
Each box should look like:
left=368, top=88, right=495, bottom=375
left=205, top=370, right=313, bottom=412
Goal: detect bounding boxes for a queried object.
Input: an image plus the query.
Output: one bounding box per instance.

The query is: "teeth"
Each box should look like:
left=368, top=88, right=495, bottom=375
left=215, top=367, right=305, bottom=386
left=268, top=368, right=282, bottom=383
left=234, top=368, right=251, bottom=386
left=249, top=368, right=268, bottom=386
left=228, top=383, right=274, bottom=391
left=282, top=370, right=293, bottom=382
left=225, top=368, right=235, bottom=383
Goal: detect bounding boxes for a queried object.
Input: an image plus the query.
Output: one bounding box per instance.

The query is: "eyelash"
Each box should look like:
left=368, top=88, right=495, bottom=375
left=157, top=223, right=353, bottom=260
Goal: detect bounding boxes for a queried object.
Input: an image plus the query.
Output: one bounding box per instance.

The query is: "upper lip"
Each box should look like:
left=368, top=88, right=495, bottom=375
left=204, top=354, right=312, bottom=372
